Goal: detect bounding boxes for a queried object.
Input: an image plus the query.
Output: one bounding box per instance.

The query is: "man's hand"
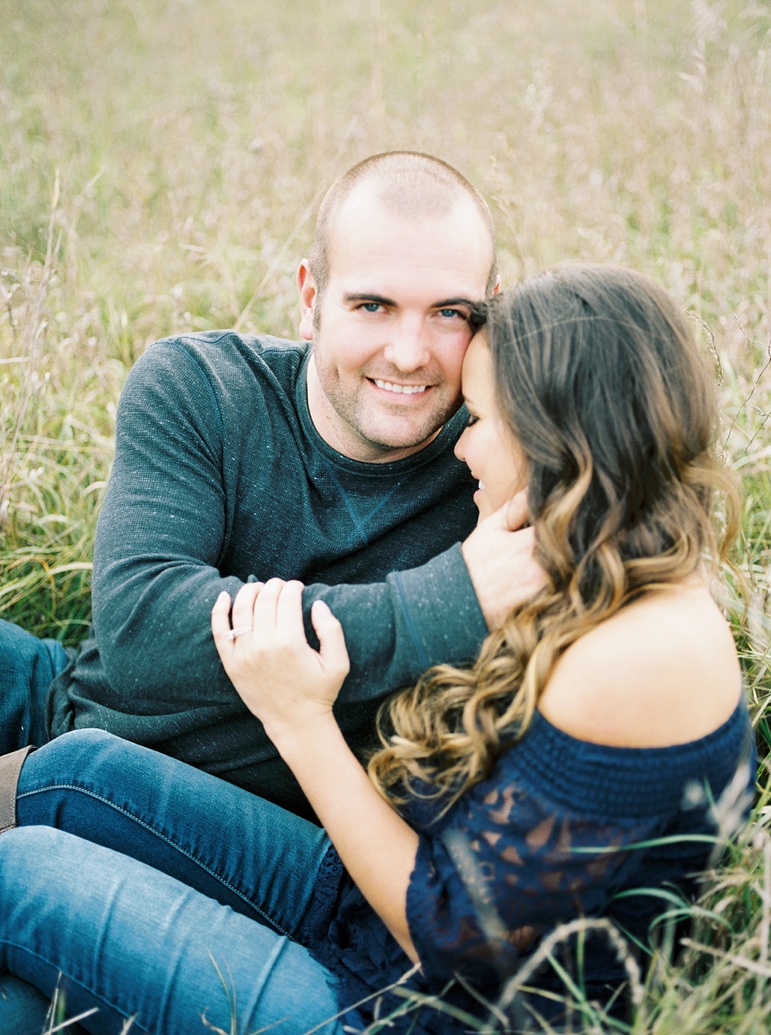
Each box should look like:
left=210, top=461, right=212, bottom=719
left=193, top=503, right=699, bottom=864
left=461, top=489, right=548, bottom=630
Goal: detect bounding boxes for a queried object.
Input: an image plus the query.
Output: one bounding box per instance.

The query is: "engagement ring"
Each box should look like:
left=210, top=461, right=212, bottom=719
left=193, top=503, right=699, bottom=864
left=225, top=626, right=252, bottom=640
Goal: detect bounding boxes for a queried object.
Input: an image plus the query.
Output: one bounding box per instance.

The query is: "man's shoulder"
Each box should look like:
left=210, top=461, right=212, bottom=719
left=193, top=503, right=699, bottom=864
left=129, top=330, right=309, bottom=401
left=145, top=329, right=307, bottom=369
left=119, top=331, right=310, bottom=430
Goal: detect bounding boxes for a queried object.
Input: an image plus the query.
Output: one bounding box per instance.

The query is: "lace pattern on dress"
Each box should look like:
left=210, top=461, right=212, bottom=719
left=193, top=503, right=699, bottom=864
left=408, top=776, right=661, bottom=989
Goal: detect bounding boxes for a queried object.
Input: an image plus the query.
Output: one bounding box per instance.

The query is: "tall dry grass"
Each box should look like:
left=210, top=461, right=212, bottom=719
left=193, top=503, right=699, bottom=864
left=1, top=0, right=770, bottom=1031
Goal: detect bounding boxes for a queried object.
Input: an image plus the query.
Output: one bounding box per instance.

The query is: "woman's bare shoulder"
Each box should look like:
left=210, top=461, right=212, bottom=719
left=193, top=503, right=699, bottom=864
left=538, top=581, right=742, bottom=748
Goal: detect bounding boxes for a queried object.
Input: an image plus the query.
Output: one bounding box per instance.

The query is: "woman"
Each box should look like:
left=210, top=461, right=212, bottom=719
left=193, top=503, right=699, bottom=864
left=0, top=264, right=755, bottom=1034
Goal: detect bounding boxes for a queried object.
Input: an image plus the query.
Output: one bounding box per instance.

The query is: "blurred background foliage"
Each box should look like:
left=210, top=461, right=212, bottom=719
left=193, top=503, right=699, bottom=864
left=1, top=2, right=770, bottom=1030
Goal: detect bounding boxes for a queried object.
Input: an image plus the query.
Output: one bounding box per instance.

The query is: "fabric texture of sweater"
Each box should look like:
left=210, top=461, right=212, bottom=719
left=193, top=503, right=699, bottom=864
left=303, top=697, right=755, bottom=1032
left=47, top=331, right=484, bottom=812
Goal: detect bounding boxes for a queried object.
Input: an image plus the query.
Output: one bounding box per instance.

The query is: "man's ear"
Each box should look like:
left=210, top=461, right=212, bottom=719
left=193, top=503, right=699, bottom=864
left=492, top=274, right=501, bottom=295
left=297, top=259, right=317, bottom=341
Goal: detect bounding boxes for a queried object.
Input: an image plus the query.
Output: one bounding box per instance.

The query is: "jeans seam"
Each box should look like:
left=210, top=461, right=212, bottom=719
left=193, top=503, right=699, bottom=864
left=17, top=783, right=294, bottom=938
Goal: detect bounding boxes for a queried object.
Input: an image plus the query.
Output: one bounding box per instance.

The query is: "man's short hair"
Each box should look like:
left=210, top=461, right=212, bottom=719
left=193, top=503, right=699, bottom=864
left=309, top=151, right=498, bottom=296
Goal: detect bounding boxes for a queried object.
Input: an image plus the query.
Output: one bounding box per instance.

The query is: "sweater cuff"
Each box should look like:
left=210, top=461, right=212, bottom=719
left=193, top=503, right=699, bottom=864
left=387, top=544, right=488, bottom=673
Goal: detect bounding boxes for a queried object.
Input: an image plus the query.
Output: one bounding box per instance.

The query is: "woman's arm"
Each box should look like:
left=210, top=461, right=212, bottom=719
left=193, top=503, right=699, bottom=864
left=275, top=716, right=420, bottom=961
left=212, top=578, right=419, bottom=962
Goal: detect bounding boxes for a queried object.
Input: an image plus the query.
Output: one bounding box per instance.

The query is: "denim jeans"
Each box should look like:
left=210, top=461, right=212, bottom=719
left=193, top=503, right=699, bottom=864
left=0, top=730, right=345, bottom=1035
left=0, top=618, right=69, bottom=753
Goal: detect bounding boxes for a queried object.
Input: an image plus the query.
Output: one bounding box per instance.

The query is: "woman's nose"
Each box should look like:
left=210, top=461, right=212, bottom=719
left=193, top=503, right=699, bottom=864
left=454, top=427, right=468, bottom=463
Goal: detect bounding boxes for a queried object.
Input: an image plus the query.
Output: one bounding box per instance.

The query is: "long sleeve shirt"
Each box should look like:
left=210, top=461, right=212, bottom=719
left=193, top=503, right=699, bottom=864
left=48, top=331, right=483, bottom=813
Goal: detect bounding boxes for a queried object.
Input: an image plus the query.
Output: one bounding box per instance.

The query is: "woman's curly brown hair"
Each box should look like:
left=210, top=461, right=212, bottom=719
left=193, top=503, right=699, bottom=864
left=368, top=264, right=741, bottom=813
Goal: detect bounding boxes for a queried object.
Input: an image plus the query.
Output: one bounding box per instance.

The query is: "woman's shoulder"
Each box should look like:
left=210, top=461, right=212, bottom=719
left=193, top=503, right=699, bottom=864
left=538, top=579, right=742, bottom=749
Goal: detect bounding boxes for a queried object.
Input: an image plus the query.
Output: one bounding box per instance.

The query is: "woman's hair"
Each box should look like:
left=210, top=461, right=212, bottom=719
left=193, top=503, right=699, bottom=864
left=368, top=263, right=741, bottom=811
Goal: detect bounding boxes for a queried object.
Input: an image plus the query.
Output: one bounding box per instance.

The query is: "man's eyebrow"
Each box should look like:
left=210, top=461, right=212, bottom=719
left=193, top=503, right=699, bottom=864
left=342, top=293, right=477, bottom=309
left=343, top=293, right=395, bottom=306
left=433, top=297, right=476, bottom=309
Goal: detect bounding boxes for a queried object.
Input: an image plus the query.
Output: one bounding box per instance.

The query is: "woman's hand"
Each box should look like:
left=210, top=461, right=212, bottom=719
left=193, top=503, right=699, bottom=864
left=211, top=578, right=350, bottom=744
left=215, top=578, right=419, bottom=963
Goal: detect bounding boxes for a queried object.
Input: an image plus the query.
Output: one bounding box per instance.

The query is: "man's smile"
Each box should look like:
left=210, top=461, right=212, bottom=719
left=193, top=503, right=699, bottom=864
left=371, top=378, right=430, bottom=396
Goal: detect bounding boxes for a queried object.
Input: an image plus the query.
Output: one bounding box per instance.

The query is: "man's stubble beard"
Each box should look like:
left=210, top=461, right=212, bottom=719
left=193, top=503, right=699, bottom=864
left=310, top=327, right=460, bottom=457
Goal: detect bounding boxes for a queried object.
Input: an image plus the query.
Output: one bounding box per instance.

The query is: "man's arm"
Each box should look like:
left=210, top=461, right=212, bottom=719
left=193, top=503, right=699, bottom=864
left=303, top=494, right=545, bottom=703
left=91, top=341, right=244, bottom=710
left=302, top=545, right=486, bottom=703
left=92, top=342, right=541, bottom=715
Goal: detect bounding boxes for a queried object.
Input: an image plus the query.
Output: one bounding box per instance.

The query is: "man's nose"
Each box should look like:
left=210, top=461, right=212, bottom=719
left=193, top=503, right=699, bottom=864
left=382, top=319, right=431, bottom=372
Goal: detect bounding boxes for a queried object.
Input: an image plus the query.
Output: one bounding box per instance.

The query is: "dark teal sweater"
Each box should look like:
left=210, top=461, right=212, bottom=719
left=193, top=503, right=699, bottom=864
left=49, top=332, right=486, bottom=814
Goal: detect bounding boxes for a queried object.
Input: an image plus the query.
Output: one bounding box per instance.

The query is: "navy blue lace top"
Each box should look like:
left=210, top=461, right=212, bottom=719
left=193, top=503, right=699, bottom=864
left=303, top=698, right=755, bottom=1032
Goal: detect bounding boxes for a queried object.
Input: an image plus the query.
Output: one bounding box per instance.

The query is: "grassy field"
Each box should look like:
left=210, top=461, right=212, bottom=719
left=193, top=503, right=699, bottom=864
left=1, top=0, right=770, bottom=1031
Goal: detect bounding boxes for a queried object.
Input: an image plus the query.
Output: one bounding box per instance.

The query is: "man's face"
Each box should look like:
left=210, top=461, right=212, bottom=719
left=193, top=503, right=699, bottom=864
left=299, top=187, right=495, bottom=463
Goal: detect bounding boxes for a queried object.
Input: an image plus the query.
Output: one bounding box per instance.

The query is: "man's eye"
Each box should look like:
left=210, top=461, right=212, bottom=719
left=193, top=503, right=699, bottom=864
left=438, top=308, right=465, bottom=320
left=360, top=302, right=382, bottom=313
left=466, top=414, right=479, bottom=427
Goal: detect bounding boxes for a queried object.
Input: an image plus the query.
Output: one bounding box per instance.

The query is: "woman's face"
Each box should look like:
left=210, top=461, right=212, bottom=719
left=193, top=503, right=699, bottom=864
left=454, top=333, right=528, bottom=521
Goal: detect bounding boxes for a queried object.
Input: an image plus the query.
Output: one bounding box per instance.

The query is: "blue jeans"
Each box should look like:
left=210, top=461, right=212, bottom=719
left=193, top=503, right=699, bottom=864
left=0, top=730, right=345, bottom=1035
left=0, top=618, right=69, bottom=752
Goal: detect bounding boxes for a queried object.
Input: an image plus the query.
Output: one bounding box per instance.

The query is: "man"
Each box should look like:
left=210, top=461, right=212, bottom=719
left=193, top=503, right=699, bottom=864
left=1, top=151, right=538, bottom=817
